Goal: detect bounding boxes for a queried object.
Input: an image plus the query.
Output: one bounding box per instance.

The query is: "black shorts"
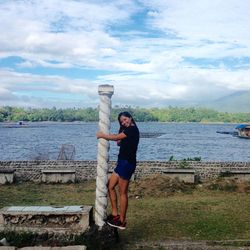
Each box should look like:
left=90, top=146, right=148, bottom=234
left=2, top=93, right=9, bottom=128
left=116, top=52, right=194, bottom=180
left=114, top=159, right=136, bottom=181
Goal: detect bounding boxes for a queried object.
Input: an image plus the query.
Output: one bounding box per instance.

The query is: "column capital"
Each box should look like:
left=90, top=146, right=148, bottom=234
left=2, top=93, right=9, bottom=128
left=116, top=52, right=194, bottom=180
left=98, top=84, right=114, bottom=96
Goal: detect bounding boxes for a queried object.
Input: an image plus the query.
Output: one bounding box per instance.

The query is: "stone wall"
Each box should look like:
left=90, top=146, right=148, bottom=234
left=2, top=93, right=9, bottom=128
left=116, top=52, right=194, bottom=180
left=1, top=160, right=250, bottom=183
left=136, top=161, right=250, bottom=182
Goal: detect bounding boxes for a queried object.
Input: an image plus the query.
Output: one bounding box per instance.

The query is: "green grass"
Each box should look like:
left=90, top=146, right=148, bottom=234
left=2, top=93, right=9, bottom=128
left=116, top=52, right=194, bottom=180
left=0, top=182, right=96, bottom=207
left=125, top=193, right=250, bottom=242
left=0, top=180, right=250, bottom=248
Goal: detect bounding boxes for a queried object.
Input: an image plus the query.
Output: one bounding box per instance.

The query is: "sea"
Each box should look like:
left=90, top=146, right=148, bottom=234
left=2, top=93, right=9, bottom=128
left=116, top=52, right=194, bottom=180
left=0, top=122, right=249, bottom=162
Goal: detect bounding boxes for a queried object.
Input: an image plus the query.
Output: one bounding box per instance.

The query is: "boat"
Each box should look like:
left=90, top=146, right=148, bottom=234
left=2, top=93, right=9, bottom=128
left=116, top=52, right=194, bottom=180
left=3, top=121, right=29, bottom=128
left=235, top=124, right=250, bottom=139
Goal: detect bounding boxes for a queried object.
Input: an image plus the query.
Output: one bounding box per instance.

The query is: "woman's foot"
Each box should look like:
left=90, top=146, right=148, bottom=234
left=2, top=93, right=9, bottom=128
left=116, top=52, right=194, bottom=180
left=107, top=219, right=126, bottom=230
left=106, top=214, right=120, bottom=222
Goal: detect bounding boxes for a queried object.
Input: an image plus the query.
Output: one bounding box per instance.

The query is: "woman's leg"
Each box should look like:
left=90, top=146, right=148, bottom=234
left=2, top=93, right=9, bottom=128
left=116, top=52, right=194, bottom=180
left=118, top=177, right=129, bottom=223
left=108, top=173, right=119, bottom=216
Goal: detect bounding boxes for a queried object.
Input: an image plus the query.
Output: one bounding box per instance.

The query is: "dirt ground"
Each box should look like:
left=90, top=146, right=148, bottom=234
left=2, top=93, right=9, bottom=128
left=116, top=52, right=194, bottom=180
left=128, top=174, right=250, bottom=198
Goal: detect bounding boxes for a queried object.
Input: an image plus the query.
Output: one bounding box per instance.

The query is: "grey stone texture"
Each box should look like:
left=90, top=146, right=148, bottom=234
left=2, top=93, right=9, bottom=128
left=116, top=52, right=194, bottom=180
left=0, top=169, right=15, bottom=184
left=0, top=205, right=92, bottom=235
left=41, top=170, right=76, bottom=183
left=0, top=247, right=86, bottom=250
left=162, top=169, right=195, bottom=183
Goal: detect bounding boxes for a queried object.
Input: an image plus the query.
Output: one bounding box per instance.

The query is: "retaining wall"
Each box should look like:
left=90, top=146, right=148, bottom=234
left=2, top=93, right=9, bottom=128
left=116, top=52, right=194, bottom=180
left=1, top=160, right=250, bottom=183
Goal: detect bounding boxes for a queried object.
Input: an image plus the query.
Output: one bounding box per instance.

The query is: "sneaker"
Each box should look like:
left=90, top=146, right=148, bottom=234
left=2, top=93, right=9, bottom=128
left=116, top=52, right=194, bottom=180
left=106, top=214, right=120, bottom=222
left=107, top=219, right=126, bottom=230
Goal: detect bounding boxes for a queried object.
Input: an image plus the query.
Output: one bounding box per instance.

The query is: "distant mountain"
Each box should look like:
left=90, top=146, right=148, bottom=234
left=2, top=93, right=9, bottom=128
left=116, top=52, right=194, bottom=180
left=201, top=91, right=250, bottom=113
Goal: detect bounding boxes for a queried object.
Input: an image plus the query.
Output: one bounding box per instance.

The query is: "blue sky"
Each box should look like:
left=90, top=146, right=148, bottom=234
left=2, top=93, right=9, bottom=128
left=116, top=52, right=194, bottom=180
left=0, top=0, right=250, bottom=108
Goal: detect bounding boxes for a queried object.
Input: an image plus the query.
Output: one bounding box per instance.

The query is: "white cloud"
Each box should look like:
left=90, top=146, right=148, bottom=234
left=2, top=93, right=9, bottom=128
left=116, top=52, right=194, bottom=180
left=142, top=0, right=250, bottom=40
left=0, top=69, right=99, bottom=107
left=0, top=0, right=126, bottom=67
left=0, top=0, right=250, bottom=108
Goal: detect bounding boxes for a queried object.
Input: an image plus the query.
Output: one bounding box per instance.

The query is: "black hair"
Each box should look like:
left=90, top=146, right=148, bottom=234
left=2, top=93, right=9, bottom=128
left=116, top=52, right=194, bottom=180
left=118, top=111, right=137, bottom=133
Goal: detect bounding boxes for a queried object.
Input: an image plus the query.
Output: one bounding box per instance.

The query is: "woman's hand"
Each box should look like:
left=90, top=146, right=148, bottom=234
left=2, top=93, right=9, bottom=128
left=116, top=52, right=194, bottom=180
left=96, top=131, right=126, bottom=141
left=96, top=131, right=105, bottom=139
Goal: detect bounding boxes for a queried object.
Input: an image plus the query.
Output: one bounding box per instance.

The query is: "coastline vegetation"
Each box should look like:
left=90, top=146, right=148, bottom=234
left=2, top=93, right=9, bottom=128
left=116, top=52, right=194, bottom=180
left=0, top=106, right=250, bottom=123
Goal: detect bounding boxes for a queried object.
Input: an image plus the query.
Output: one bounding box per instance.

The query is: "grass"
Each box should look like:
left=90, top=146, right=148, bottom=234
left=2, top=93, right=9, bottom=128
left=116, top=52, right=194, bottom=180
left=0, top=177, right=250, bottom=249
left=0, top=181, right=96, bottom=207
left=126, top=193, right=250, bottom=241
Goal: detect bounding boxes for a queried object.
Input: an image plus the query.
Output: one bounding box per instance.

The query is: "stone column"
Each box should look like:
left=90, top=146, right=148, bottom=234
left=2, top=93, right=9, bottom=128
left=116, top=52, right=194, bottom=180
left=95, top=84, right=114, bottom=227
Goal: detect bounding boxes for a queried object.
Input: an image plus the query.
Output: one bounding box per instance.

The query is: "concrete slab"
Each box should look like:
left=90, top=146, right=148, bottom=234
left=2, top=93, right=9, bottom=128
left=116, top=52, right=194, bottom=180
left=0, top=205, right=93, bottom=235
left=66, top=206, right=84, bottom=213
left=163, top=169, right=195, bottom=183
left=22, top=207, right=41, bottom=212
left=20, top=246, right=86, bottom=250
left=0, top=169, right=15, bottom=184
left=41, top=170, right=76, bottom=184
left=0, top=247, right=15, bottom=250
left=221, top=169, right=250, bottom=181
left=6, top=207, right=25, bottom=212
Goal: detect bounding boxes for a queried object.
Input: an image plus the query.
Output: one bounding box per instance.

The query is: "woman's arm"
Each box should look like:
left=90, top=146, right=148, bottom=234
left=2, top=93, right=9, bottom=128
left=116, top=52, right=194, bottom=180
left=96, top=131, right=127, bottom=141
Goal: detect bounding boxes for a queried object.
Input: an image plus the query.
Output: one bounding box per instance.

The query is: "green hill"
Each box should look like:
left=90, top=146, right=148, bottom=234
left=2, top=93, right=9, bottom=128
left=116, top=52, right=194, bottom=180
left=203, top=91, right=250, bottom=113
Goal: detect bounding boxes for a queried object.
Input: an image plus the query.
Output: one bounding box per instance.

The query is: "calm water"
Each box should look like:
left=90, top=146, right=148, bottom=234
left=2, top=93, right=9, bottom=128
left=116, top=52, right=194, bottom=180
left=0, top=122, right=249, bottom=162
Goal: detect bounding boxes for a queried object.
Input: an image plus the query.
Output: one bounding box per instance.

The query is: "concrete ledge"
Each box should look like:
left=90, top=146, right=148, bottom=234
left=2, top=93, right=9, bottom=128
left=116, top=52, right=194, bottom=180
left=0, top=246, right=87, bottom=250
left=0, top=206, right=92, bottom=235
left=162, top=169, right=195, bottom=183
left=21, top=246, right=86, bottom=250
left=221, top=169, right=250, bottom=181
left=0, top=169, right=15, bottom=184
left=41, top=170, right=76, bottom=183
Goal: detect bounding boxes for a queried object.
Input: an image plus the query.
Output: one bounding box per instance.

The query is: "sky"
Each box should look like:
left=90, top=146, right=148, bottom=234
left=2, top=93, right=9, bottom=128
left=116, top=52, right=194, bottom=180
left=0, top=0, right=250, bottom=108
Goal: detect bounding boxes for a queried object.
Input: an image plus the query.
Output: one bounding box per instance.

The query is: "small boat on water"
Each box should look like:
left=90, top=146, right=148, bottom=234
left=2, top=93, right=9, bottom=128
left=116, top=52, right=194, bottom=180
left=3, top=121, right=29, bottom=128
left=235, top=124, right=250, bottom=139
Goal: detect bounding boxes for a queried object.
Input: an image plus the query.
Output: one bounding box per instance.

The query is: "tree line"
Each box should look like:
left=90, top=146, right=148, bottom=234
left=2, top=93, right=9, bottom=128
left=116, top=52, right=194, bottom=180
left=0, top=106, right=250, bottom=123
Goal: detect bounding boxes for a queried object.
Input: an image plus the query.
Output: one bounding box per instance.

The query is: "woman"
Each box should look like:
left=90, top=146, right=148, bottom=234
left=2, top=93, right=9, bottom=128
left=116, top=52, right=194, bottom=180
left=96, top=111, right=139, bottom=230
